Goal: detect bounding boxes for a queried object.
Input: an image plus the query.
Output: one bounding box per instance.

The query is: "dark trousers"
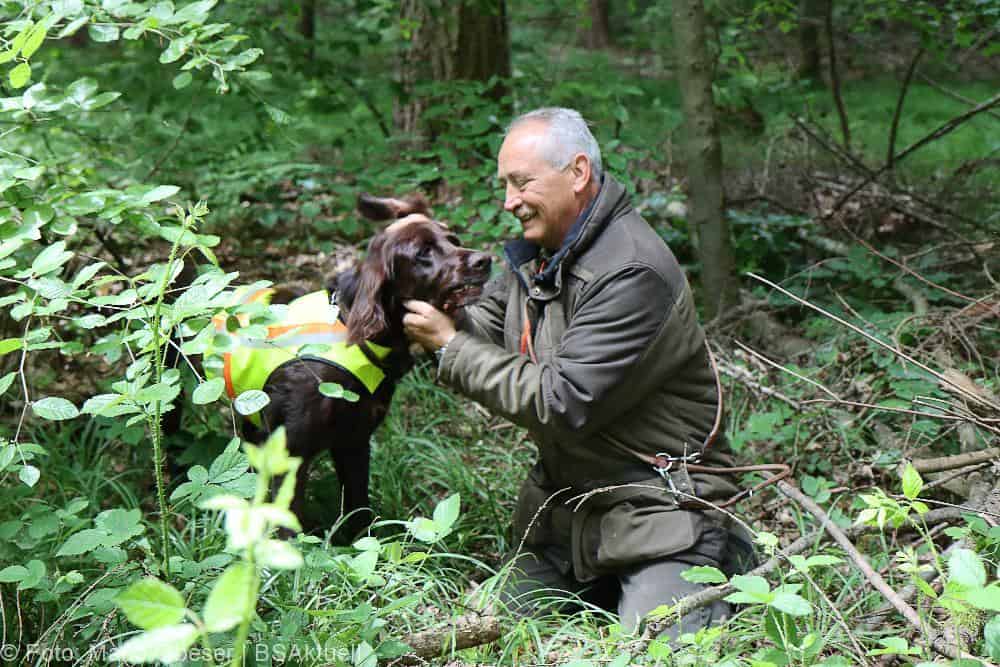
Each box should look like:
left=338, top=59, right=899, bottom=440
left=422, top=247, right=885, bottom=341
left=499, top=521, right=755, bottom=638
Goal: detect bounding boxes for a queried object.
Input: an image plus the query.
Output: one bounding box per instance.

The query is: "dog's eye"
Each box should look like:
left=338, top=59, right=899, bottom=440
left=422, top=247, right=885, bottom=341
left=416, top=245, right=433, bottom=260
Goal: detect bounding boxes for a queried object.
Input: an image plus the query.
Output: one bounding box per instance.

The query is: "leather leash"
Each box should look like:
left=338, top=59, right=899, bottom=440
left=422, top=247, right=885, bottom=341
left=627, top=340, right=792, bottom=509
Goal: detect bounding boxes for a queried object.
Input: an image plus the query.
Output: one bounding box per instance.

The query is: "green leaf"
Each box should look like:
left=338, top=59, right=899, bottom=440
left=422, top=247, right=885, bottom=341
left=0, top=565, right=28, bottom=582
left=97, top=508, right=144, bottom=545
left=376, top=640, right=412, bottom=660
left=0, top=372, right=16, bottom=396
left=9, top=62, right=31, bottom=89
left=19, top=464, right=40, bottom=487
left=681, top=565, right=728, bottom=584
left=57, top=16, right=89, bottom=38
left=901, top=464, right=923, bottom=500
left=253, top=539, right=303, bottom=570
left=31, top=240, right=73, bottom=276
left=432, top=493, right=460, bottom=533
left=0, top=338, right=22, bottom=356
left=174, top=0, right=217, bottom=24
left=108, top=623, right=198, bottom=663
left=57, top=528, right=107, bottom=556
left=23, top=205, right=54, bottom=227
left=203, top=562, right=255, bottom=632
left=355, top=641, right=377, bottom=667
left=964, top=584, right=1000, bottom=611
left=116, top=578, right=187, bottom=630
left=985, top=614, right=1000, bottom=660
left=318, top=382, right=360, bottom=402
left=141, top=185, right=180, bottom=203
left=770, top=592, right=812, bottom=616
left=160, top=35, right=194, bottom=63
left=234, top=389, right=269, bottom=415
left=32, top=396, right=79, bottom=421
left=192, top=377, right=225, bottom=405
left=21, top=20, right=50, bottom=59
left=82, top=91, right=121, bottom=110
left=408, top=517, right=440, bottom=543
left=730, top=574, right=771, bottom=597
left=88, top=24, right=119, bottom=42
left=172, top=71, right=193, bottom=89
left=17, top=559, right=45, bottom=590
left=228, top=48, right=262, bottom=67
left=949, top=548, right=987, bottom=589
left=82, top=394, right=139, bottom=418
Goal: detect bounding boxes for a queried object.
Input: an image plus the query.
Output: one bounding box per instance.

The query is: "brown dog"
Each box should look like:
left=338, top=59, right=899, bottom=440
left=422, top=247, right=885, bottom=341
left=172, top=194, right=491, bottom=538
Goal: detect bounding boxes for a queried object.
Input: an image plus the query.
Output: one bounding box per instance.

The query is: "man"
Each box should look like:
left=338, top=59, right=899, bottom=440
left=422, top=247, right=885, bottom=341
left=403, top=107, right=749, bottom=636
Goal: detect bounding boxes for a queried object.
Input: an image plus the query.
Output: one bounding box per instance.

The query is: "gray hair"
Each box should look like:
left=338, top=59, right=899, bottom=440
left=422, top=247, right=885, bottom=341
left=506, top=107, right=603, bottom=180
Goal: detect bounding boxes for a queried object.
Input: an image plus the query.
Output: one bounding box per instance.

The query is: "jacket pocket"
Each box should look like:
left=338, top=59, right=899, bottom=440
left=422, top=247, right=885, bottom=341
left=591, top=503, right=703, bottom=572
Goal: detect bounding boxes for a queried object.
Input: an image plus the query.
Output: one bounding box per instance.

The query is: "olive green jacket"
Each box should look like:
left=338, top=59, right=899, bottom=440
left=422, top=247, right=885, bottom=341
left=438, top=176, right=739, bottom=581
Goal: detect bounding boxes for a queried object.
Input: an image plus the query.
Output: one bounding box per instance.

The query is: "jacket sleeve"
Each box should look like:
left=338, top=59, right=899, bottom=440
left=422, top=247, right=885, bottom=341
left=438, top=264, right=696, bottom=442
left=458, top=272, right=508, bottom=347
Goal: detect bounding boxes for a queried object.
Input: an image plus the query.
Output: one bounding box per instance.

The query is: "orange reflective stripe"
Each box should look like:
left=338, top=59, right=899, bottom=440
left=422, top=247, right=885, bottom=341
left=223, top=352, right=236, bottom=399
left=266, top=321, right=345, bottom=338
left=240, top=288, right=271, bottom=305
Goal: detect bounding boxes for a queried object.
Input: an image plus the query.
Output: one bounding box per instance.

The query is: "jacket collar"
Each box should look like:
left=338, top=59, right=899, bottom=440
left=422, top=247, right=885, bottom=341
left=502, top=175, right=628, bottom=295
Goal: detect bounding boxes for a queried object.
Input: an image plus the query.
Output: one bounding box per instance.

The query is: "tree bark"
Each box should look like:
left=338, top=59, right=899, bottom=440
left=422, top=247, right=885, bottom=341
left=454, top=0, right=510, bottom=100
left=394, top=0, right=456, bottom=139
left=671, top=0, right=739, bottom=319
left=797, top=0, right=824, bottom=83
left=583, top=0, right=612, bottom=50
left=395, top=0, right=510, bottom=140
left=299, top=0, right=317, bottom=64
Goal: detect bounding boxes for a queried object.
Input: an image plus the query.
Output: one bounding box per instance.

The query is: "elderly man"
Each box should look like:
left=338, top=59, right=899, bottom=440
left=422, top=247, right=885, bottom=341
left=403, top=107, right=750, bottom=636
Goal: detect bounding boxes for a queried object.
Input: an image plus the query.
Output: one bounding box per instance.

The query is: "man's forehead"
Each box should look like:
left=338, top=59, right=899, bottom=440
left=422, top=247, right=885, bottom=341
left=498, top=129, right=548, bottom=177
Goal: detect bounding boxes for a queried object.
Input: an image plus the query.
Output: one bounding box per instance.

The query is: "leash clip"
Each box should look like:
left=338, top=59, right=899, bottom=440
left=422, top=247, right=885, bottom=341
left=653, top=450, right=701, bottom=498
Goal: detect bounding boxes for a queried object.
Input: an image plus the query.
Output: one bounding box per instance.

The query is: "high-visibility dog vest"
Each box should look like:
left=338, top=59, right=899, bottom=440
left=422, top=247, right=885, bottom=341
left=205, top=288, right=391, bottom=414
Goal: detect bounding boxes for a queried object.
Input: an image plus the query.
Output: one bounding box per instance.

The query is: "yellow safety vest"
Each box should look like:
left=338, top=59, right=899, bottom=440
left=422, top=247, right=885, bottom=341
left=205, top=289, right=391, bottom=421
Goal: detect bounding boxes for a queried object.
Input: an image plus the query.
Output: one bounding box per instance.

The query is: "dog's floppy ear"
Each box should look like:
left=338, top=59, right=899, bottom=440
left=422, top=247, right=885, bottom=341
left=357, top=192, right=431, bottom=221
left=345, top=235, right=395, bottom=345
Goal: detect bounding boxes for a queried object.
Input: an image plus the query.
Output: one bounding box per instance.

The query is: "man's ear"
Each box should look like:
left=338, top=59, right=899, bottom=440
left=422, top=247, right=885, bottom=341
left=571, top=153, right=592, bottom=194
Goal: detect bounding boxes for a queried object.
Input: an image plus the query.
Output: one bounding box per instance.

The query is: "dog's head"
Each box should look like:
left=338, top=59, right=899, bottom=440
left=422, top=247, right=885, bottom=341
left=342, top=193, right=492, bottom=346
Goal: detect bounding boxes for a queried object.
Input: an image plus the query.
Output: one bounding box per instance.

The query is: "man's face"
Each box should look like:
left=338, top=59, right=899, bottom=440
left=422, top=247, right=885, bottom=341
left=497, top=121, right=584, bottom=251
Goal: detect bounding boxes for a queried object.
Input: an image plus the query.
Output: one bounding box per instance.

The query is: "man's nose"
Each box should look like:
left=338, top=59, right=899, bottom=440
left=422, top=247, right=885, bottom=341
left=503, top=184, right=520, bottom=212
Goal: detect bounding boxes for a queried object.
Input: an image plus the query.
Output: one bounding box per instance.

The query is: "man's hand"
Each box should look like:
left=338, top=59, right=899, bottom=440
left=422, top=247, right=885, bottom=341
left=403, top=300, right=456, bottom=352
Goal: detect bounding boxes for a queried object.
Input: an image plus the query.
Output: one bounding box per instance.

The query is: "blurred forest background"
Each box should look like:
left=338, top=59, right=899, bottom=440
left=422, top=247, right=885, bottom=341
left=1, top=0, right=999, bottom=665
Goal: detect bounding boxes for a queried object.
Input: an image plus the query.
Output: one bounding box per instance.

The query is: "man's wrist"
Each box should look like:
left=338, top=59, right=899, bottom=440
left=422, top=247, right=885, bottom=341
left=434, top=332, right=456, bottom=365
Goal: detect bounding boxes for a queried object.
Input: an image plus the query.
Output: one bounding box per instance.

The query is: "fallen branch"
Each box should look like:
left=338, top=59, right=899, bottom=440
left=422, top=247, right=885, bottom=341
left=911, top=447, right=1000, bottom=474
left=643, top=505, right=962, bottom=636
left=392, top=613, right=501, bottom=664
left=777, top=480, right=995, bottom=666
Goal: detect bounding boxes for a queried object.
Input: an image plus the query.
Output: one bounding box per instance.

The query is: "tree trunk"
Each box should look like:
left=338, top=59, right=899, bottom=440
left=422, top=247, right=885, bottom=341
left=300, top=0, right=317, bottom=64
left=394, top=0, right=456, bottom=139
left=454, top=0, right=510, bottom=100
left=797, top=0, right=823, bottom=83
left=671, top=0, right=739, bottom=319
left=583, top=0, right=612, bottom=50
left=395, top=0, right=510, bottom=141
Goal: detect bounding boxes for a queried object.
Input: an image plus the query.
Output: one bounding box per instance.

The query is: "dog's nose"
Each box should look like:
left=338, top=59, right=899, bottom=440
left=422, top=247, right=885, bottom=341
left=470, top=252, right=492, bottom=273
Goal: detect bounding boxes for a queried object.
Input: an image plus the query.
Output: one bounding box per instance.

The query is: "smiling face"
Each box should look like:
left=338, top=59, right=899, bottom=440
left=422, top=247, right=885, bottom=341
left=497, top=120, right=596, bottom=251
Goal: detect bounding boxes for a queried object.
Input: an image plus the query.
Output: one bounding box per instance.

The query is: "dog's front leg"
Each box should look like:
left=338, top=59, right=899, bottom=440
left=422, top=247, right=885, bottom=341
left=331, top=444, right=372, bottom=541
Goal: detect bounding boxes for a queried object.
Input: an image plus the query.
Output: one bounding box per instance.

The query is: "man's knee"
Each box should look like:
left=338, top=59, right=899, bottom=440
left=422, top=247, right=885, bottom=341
left=617, top=559, right=731, bottom=637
